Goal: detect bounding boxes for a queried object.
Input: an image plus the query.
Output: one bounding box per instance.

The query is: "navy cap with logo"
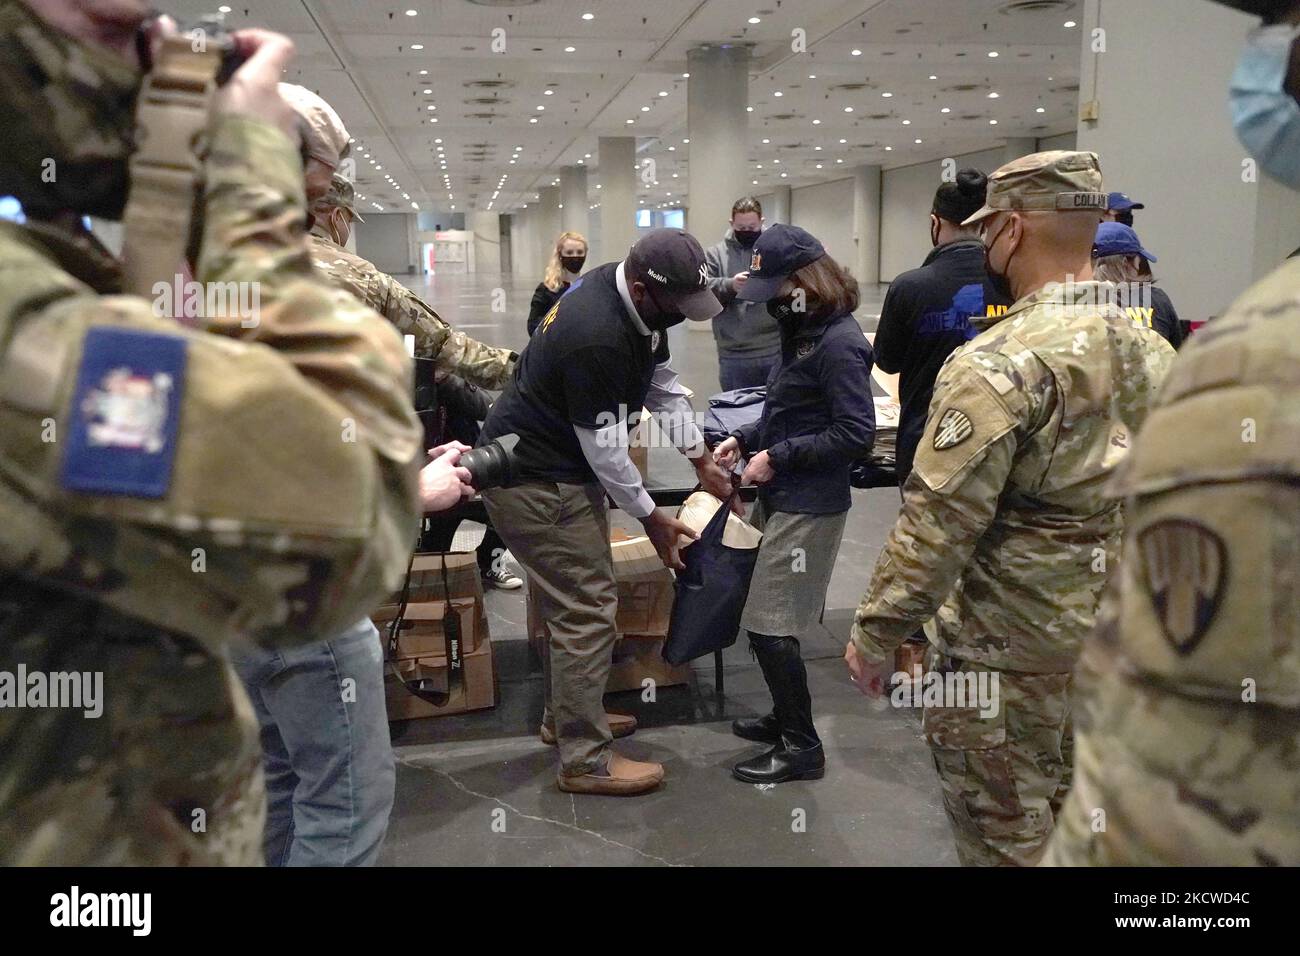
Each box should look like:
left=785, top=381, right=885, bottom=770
left=735, top=223, right=826, bottom=303
left=1093, top=221, right=1158, bottom=262
left=1107, top=192, right=1145, bottom=212
left=627, top=228, right=723, bottom=321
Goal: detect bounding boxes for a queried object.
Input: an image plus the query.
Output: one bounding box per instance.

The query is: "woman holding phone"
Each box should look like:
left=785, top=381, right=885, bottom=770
left=713, top=224, right=876, bottom=785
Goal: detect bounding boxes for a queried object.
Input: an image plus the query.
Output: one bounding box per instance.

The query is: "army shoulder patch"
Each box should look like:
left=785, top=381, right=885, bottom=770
left=1137, top=519, right=1228, bottom=656
left=60, top=327, right=187, bottom=499
left=933, top=408, right=973, bottom=450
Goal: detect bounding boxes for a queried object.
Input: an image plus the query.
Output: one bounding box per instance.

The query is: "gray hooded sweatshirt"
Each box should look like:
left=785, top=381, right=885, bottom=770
left=704, top=229, right=782, bottom=359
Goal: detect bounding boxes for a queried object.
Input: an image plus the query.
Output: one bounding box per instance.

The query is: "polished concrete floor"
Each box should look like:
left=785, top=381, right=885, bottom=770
left=379, top=267, right=957, bottom=866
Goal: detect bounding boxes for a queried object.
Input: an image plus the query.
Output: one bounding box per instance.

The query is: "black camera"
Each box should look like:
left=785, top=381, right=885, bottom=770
left=460, top=434, right=519, bottom=492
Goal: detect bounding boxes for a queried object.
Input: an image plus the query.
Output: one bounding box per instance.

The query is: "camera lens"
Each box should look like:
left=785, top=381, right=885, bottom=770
left=461, top=434, right=519, bottom=491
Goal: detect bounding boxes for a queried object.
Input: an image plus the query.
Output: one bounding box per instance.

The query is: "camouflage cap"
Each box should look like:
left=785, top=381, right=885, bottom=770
left=278, top=83, right=351, bottom=167
left=962, top=150, right=1107, bottom=226
left=315, top=173, right=365, bottom=222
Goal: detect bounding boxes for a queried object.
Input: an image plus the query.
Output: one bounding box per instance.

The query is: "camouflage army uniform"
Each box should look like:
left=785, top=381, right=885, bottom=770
left=0, top=10, right=422, bottom=865
left=307, top=216, right=515, bottom=391
left=1044, top=257, right=1300, bottom=867
left=851, top=151, right=1175, bottom=866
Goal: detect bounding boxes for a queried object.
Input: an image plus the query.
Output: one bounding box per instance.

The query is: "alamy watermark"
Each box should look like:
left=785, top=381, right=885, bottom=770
left=890, top=666, right=1000, bottom=718
left=1042, top=275, right=1155, bottom=329
left=152, top=273, right=260, bottom=328
left=594, top=406, right=708, bottom=448
left=0, top=665, right=103, bottom=718
left=50, top=886, right=150, bottom=936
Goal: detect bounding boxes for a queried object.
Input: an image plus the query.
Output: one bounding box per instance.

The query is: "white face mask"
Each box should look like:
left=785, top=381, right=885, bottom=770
left=1231, top=22, right=1300, bottom=189
left=330, top=210, right=351, bottom=247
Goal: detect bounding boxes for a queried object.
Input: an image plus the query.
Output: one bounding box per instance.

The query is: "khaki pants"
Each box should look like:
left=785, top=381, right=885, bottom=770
left=922, top=648, right=1074, bottom=867
left=482, top=481, right=618, bottom=776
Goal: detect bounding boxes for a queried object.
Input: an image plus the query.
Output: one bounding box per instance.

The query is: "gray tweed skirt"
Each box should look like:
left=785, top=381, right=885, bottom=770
left=740, top=498, right=848, bottom=637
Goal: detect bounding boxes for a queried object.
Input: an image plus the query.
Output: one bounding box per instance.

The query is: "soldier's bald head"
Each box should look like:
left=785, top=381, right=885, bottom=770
left=1021, top=209, right=1105, bottom=253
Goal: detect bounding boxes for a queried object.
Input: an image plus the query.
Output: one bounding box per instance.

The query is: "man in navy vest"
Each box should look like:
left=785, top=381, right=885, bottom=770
left=480, top=228, right=734, bottom=796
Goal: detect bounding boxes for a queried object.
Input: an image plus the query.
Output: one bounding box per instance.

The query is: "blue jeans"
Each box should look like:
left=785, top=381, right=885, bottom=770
left=719, top=353, right=778, bottom=392
left=233, top=618, right=395, bottom=866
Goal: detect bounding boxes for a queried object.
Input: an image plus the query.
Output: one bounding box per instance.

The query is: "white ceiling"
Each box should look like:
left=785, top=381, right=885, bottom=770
left=178, top=0, right=1083, bottom=214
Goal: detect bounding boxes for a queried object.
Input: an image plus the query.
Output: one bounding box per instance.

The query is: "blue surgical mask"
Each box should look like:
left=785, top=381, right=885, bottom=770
left=1231, top=23, right=1300, bottom=188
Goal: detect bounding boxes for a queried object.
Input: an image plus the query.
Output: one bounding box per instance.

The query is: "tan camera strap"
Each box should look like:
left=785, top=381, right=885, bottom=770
left=120, top=32, right=223, bottom=299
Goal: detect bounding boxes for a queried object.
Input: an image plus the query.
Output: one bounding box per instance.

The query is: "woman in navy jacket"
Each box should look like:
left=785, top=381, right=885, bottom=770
left=714, top=224, right=876, bottom=784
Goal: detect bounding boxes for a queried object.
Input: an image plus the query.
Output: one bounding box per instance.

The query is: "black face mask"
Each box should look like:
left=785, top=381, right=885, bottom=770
left=734, top=229, right=761, bottom=248
left=1114, top=210, right=1134, bottom=228
left=560, top=255, right=586, bottom=274
left=767, top=293, right=799, bottom=322
left=983, top=218, right=1016, bottom=302
left=640, top=283, right=686, bottom=331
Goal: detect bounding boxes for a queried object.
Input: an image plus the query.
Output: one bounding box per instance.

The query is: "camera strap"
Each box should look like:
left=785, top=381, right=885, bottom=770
left=385, top=548, right=465, bottom=710
left=120, top=32, right=223, bottom=298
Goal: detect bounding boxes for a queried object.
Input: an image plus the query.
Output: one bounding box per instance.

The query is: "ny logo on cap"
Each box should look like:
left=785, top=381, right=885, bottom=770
left=699, top=264, right=707, bottom=287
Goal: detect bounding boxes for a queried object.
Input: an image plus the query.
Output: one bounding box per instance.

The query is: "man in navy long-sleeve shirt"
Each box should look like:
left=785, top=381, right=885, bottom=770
left=874, top=169, right=1013, bottom=483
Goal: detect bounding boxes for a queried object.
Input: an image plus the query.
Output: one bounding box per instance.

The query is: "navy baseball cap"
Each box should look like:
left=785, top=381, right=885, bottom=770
left=1107, top=192, right=1145, bottom=212
left=736, top=223, right=826, bottom=303
left=1093, top=222, right=1157, bottom=262
left=627, top=228, right=722, bottom=321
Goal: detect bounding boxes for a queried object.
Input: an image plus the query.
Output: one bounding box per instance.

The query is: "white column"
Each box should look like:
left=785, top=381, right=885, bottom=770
left=513, top=205, right=536, bottom=281
left=767, top=185, right=791, bottom=225
left=598, top=136, right=637, bottom=263
left=560, top=165, right=589, bottom=239
left=536, top=186, right=562, bottom=275
left=469, top=210, right=500, bottom=276
left=1078, top=0, right=1300, bottom=323
left=687, top=44, right=750, bottom=241
left=498, top=213, right=514, bottom=274
left=852, top=164, right=882, bottom=287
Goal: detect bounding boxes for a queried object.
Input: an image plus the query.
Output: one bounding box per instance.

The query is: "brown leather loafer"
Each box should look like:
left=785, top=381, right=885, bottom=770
left=557, top=751, right=664, bottom=796
left=540, top=712, right=637, bottom=746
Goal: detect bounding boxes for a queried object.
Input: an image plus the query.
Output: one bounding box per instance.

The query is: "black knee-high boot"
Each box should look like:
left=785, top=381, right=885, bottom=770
left=733, top=632, right=825, bottom=783
left=732, top=631, right=782, bottom=743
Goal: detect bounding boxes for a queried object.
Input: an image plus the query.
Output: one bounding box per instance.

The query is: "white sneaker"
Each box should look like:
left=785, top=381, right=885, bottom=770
left=482, top=566, right=523, bottom=590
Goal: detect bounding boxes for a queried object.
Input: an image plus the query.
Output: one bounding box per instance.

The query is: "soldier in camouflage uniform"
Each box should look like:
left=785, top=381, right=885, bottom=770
left=280, top=84, right=516, bottom=391
left=0, top=1, right=420, bottom=864
left=1044, top=0, right=1300, bottom=866
left=844, top=151, right=1176, bottom=866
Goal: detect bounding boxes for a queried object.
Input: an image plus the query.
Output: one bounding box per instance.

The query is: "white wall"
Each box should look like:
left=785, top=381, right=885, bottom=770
left=789, top=178, right=856, bottom=270
left=880, top=147, right=1005, bottom=282
left=1037, top=131, right=1077, bottom=152
left=356, top=213, right=416, bottom=275
left=1079, top=0, right=1300, bottom=322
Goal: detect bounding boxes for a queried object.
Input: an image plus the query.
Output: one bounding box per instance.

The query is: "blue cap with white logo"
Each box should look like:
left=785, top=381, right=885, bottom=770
left=1107, top=192, right=1145, bottom=212
left=735, top=223, right=826, bottom=303
left=1093, top=221, right=1157, bottom=262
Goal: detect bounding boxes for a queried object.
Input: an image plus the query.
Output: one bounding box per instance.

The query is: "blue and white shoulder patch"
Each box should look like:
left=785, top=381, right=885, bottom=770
left=60, top=326, right=187, bottom=499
